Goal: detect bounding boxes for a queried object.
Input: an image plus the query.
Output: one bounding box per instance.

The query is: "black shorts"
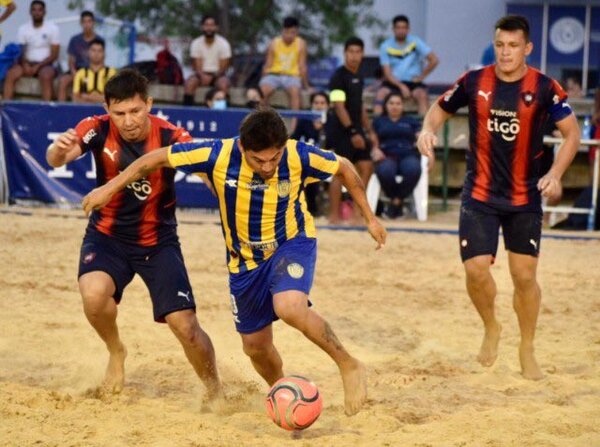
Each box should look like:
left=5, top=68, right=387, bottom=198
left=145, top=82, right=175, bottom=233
left=458, top=199, right=542, bottom=262
left=78, top=231, right=196, bottom=322
left=325, top=129, right=372, bottom=164
left=382, top=80, right=427, bottom=91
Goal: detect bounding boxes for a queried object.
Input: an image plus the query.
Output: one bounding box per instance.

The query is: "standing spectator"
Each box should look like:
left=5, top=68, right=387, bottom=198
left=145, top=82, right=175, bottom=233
left=375, top=15, right=439, bottom=116
left=370, top=92, right=422, bottom=219
left=259, top=17, right=308, bottom=113
left=3, top=0, right=59, bottom=101
left=291, top=91, right=330, bottom=215
left=183, top=15, right=231, bottom=106
left=0, top=0, right=16, bottom=45
left=326, top=37, right=374, bottom=224
left=58, top=11, right=104, bottom=102
left=72, top=38, right=116, bottom=104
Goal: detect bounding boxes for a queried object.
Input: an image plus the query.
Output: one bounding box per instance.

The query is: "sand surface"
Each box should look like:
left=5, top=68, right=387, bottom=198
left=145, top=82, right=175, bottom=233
left=1, top=208, right=599, bottom=446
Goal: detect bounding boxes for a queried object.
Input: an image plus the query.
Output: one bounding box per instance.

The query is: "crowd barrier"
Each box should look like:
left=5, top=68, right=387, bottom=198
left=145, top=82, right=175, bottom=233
left=0, top=101, right=317, bottom=208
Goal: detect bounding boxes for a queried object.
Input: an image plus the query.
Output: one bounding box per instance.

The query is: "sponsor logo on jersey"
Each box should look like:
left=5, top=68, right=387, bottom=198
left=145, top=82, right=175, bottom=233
left=126, top=178, right=152, bottom=200
left=83, top=129, right=97, bottom=144
left=488, top=109, right=520, bottom=142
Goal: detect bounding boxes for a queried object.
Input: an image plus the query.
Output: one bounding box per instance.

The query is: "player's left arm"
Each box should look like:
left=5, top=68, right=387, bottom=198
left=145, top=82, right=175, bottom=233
left=82, top=147, right=171, bottom=215
left=334, top=157, right=387, bottom=249
left=537, top=114, right=580, bottom=198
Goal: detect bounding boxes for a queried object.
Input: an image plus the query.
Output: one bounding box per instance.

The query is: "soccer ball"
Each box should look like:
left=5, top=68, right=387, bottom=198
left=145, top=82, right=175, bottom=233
left=265, top=375, right=323, bottom=431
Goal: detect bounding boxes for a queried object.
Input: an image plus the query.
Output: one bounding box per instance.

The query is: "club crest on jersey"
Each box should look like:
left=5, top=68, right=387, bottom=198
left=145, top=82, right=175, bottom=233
left=277, top=180, right=291, bottom=198
left=521, top=91, right=535, bottom=107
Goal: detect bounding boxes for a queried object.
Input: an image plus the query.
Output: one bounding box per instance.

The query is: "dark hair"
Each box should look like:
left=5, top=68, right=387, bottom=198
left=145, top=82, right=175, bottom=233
left=81, top=10, right=95, bottom=21
left=88, top=37, right=105, bottom=49
left=344, top=36, right=364, bottom=51
left=495, top=15, right=530, bottom=41
left=240, top=108, right=288, bottom=152
left=283, top=16, right=299, bottom=28
left=30, top=0, right=45, bottom=9
left=202, top=15, right=216, bottom=25
left=204, top=87, right=228, bottom=103
left=382, top=92, right=403, bottom=117
left=310, top=91, right=329, bottom=105
left=104, top=69, right=149, bottom=105
left=393, top=15, right=409, bottom=26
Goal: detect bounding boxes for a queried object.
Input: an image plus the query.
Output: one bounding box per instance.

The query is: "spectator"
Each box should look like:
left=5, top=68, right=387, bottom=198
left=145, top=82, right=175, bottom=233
left=375, top=15, right=439, bottom=116
left=564, top=76, right=584, bottom=100
left=291, top=91, right=330, bottom=215
left=183, top=15, right=231, bottom=106
left=204, top=87, right=227, bottom=109
left=370, top=92, right=422, bottom=219
left=58, top=11, right=104, bottom=102
left=326, top=37, right=374, bottom=224
left=259, top=16, right=308, bottom=113
left=3, top=0, right=59, bottom=101
left=0, top=0, right=16, bottom=45
left=245, top=87, right=262, bottom=109
left=72, top=38, right=116, bottom=104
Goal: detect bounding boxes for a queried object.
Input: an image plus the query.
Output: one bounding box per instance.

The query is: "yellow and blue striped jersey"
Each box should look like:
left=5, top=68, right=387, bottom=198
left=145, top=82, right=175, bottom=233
left=168, top=138, right=340, bottom=273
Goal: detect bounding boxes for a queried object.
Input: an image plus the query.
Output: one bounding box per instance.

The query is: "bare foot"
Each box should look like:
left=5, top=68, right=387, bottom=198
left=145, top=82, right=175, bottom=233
left=477, top=322, right=502, bottom=367
left=103, top=343, right=127, bottom=393
left=520, top=344, right=544, bottom=380
left=340, top=358, right=367, bottom=416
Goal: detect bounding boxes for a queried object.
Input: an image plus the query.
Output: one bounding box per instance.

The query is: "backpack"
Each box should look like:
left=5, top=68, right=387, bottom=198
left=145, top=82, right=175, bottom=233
left=156, top=49, right=183, bottom=85
left=0, top=43, right=21, bottom=81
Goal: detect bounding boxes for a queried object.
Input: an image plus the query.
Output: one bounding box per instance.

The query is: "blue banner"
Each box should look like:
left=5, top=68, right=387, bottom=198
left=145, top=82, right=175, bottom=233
left=1, top=101, right=316, bottom=207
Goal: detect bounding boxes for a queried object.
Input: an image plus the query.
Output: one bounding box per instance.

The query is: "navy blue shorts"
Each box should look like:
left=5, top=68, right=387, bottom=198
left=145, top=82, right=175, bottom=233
left=228, top=236, right=317, bottom=334
left=459, top=199, right=542, bottom=262
left=78, top=230, right=196, bottom=322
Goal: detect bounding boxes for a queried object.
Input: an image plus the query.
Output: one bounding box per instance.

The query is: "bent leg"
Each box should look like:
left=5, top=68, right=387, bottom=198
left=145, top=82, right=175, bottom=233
left=3, top=64, right=24, bottom=100
left=274, top=290, right=367, bottom=415
left=412, top=87, right=429, bottom=116
left=165, top=309, right=222, bottom=398
left=464, top=255, right=502, bottom=367
left=240, top=325, right=284, bottom=386
left=508, top=251, right=543, bottom=380
left=38, top=65, right=56, bottom=101
left=79, top=271, right=127, bottom=392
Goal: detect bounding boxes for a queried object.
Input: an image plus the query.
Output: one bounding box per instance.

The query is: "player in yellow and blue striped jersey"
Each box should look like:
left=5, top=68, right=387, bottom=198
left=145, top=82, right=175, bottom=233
left=83, top=108, right=387, bottom=416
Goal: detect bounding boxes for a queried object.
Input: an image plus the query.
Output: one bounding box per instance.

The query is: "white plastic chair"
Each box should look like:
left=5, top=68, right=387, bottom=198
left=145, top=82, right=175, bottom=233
left=366, top=155, right=429, bottom=221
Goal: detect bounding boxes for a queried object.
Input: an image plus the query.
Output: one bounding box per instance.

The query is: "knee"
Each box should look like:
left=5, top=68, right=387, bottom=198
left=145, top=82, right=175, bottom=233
left=169, top=317, right=200, bottom=345
left=511, top=269, right=537, bottom=291
left=413, top=89, right=428, bottom=101
left=275, top=301, right=309, bottom=331
left=242, top=339, right=271, bottom=359
left=464, top=259, right=491, bottom=284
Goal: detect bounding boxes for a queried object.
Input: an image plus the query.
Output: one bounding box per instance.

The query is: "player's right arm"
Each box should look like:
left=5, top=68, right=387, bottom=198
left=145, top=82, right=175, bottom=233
left=46, top=129, right=83, bottom=167
left=82, top=147, right=171, bottom=215
left=416, top=102, right=451, bottom=170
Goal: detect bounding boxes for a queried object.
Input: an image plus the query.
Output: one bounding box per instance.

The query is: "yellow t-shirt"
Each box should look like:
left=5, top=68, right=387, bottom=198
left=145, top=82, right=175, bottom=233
left=269, top=37, right=301, bottom=77
left=73, top=66, right=117, bottom=94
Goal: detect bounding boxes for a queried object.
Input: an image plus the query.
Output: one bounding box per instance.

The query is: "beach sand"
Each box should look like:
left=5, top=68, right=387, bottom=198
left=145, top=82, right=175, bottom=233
left=1, top=208, right=598, bottom=446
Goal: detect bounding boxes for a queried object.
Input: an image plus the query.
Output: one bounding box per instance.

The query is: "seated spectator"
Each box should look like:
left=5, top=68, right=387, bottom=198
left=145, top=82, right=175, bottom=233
left=0, top=0, right=16, bottom=46
left=183, top=15, right=231, bottom=106
left=564, top=76, right=584, bottom=100
left=204, top=87, right=227, bottom=109
left=259, top=16, right=308, bottom=112
left=370, top=92, right=422, bottom=218
left=291, top=91, right=329, bottom=216
left=72, top=38, right=116, bottom=104
left=58, top=10, right=104, bottom=101
left=375, top=15, right=438, bottom=116
left=3, top=0, right=59, bottom=101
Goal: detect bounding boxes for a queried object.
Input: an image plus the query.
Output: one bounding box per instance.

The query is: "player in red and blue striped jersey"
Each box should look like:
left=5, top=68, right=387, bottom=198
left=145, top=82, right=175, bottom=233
left=47, top=69, right=221, bottom=398
left=417, top=15, right=580, bottom=380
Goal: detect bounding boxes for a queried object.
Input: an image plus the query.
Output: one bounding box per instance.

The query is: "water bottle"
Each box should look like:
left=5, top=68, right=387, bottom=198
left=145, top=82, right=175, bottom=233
left=582, top=115, right=592, bottom=140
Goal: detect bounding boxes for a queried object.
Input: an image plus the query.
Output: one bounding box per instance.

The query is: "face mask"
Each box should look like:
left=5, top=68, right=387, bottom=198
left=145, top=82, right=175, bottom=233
left=212, top=99, right=227, bottom=110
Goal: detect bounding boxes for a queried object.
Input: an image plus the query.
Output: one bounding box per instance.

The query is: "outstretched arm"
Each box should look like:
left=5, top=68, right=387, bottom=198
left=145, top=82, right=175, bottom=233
left=334, top=157, right=387, bottom=249
left=82, top=147, right=171, bottom=215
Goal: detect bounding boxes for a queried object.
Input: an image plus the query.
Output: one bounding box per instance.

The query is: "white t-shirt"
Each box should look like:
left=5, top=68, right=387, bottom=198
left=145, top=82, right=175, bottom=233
left=17, top=20, right=60, bottom=63
left=189, top=34, right=231, bottom=73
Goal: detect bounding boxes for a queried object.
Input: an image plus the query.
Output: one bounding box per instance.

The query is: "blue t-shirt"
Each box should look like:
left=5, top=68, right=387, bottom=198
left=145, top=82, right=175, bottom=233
left=373, top=115, right=421, bottom=157
left=68, top=33, right=105, bottom=69
left=379, top=35, right=431, bottom=82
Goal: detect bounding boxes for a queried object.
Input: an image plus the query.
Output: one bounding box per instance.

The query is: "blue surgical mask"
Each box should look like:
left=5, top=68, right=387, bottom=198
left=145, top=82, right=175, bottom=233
left=212, top=99, right=227, bottom=110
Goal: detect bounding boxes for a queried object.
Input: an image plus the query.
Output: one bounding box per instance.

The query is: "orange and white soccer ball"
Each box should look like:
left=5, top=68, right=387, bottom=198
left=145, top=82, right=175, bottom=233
left=265, top=375, right=323, bottom=431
